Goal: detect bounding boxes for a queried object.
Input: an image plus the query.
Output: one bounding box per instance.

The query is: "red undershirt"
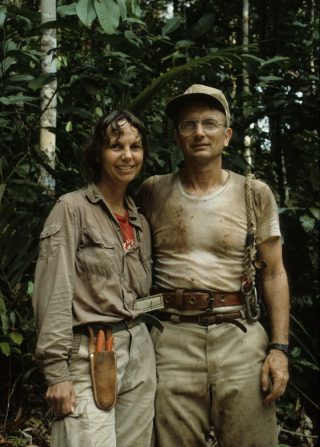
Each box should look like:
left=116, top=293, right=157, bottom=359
left=114, top=210, right=135, bottom=251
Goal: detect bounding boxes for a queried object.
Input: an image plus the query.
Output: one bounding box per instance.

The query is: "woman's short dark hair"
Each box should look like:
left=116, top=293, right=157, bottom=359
left=85, top=110, right=148, bottom=183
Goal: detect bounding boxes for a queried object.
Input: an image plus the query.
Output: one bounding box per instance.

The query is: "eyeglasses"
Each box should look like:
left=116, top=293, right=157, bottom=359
left=178, top=119, right=225, bottom=137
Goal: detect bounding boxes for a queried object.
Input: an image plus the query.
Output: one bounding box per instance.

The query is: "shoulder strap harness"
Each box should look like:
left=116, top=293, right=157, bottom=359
left=242, top=173, right=261, bottom=322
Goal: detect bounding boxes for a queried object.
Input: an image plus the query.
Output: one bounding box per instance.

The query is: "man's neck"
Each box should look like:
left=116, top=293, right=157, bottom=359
left=181, top=161, right=229, bottom=195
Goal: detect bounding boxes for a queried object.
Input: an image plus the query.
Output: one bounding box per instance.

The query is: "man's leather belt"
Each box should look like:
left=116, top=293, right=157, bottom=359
left=160, top=289, right=244, bottom=310
left=154, top=311, right=247, bottom=333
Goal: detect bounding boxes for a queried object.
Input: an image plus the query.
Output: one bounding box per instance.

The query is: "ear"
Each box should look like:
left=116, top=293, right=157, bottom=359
left=224, top=127, right=233, bottom=147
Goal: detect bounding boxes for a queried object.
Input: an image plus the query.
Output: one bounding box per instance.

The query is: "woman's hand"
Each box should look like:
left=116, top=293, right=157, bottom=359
left=46, top=380, right=76, bottom=417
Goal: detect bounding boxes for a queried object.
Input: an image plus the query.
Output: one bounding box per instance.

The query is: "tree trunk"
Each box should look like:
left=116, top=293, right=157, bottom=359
left=39, top=0, right=57, bottom=194
left=242, top=0, right=252, bottom=171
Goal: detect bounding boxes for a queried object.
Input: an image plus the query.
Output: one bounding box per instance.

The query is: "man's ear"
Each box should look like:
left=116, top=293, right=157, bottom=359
left=224, top=127, right=233, bottom=147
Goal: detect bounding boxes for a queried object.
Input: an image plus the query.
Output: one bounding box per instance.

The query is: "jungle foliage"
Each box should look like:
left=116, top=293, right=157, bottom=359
left=0, top=0, right=319, bottom=445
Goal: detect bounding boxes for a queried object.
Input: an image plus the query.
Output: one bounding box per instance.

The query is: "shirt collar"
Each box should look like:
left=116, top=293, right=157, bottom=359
left=84, top=183, right=143, bottom=231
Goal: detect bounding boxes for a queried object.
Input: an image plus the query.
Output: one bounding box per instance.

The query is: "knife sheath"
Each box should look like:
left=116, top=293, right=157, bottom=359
left=87, top=326, right=118, bottom=411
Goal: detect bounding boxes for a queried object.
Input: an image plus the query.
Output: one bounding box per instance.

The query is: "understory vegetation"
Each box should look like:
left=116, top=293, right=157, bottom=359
left=0, top=1, right=319, bottom=446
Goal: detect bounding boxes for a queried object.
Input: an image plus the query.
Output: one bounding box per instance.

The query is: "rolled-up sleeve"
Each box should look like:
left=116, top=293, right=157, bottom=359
left=253, top=181, right=281, bottom=245
left=32, top=199, right=80, bottom=385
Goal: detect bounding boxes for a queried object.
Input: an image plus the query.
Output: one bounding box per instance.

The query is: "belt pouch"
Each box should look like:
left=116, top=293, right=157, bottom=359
left=88, top=326, right=118, bottom=411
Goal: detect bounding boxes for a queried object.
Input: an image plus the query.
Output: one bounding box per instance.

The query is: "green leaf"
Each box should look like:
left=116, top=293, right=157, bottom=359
left=175, top=40, right=194, bottom=48
left=124, top=30, right=142, bottom=47
left=241, top=54, right=264, bottom=65
left=0, top=5, right=7, bottom=27
left=130, top=0, right=141, bottom=17
left=162, top=16, right=183, bottom=36
left=57, top=4, right=77, bottom=17
left=299, top=215, right=315, bottom=232
left=7, top=74, right=35, bottom=83
left=15, top=14, right=32, bottom=30
left=258, top=75, right=283, bottom=82
left=27, top=281, right=34, bottom=296
left=0, top=118, right=10, bottom=128
left=9, top=311, right=16, bottom=325
left=0, top=342, right=10, bottom=356
left=0, top=57, right=16, bottom=76
left=0, top=296, right=9, bottom=334
left=10, top=332, right=23, bottom=346
left=192, top=13, right=215, bottom=37
left=310, top=208, right=319, bottom=220
left=128, top=50, right=240, bottom=114
left=28, top=74, right=56, bottom=91
left=0, top=183, right=6, bottom=204
left=291, top=21, right=307, bottom=28
left=94, top=0, right=120, bottom=34
left=116, top=0, right=127, bottom=20
left=261, top=56, right=289, bottom=67
left=0, top=95, right=37, bottom=105
left=76, top=0, right=97, bottom=27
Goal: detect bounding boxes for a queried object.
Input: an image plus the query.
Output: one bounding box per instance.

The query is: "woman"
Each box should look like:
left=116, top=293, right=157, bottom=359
left=32, top=111, right=156, bottom=447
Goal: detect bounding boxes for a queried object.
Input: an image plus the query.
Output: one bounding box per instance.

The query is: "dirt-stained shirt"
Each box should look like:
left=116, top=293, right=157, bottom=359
left=32, top=183, right=152, bottom=385
left=137, top=170, right=280, bottom=293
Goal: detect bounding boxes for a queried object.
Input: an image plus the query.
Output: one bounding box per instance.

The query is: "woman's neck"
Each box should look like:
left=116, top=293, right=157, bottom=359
left=96, top=180, right=127, bottom=217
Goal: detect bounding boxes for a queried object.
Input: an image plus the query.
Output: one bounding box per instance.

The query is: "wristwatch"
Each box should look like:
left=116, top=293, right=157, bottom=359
left=268, top=343, right=289, bottom=356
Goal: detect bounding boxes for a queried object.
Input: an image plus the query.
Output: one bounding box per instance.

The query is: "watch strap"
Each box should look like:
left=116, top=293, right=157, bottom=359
left=268, top=343, right=289, bottom=356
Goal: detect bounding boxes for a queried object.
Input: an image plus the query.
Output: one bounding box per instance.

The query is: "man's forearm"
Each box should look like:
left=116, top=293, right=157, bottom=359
left=262, top=270, right=290, bottom=344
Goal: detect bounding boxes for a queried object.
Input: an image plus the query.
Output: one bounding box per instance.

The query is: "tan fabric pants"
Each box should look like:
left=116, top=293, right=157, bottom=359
left=51, top=323, right=156, bottom=447
left=151, top=319, right=278, bottom=447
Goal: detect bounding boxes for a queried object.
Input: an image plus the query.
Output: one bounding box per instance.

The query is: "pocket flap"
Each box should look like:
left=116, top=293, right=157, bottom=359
left=84, top=229, right=114, bottom=248
left=40, top=224, right=62, bottom=239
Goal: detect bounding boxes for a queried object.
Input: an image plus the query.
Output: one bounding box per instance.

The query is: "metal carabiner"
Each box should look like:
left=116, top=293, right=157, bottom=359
left=241, top=282, right=261, bottom=322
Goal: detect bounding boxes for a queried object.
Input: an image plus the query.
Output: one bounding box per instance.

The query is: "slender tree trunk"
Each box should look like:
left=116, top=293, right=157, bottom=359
left=242, top=0, right=252, bottom=171
left=270, top=113, right=286, bottom=207
left=39, top=0, right=57, bottom=194
left=242, top=0, right=250, bottom=95
left=310, top=0, right=317, bottom=95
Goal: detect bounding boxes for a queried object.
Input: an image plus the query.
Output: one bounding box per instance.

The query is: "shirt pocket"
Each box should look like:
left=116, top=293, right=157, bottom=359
left=77, top=229, right=119, bottom=277
left=39, top=223, right=63, bottom=258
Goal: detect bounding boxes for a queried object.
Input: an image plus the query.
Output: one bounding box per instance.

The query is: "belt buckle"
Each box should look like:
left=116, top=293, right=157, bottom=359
left=197, top=314, right=211, bottom=326
left=126, top=319, right=136, bottom=329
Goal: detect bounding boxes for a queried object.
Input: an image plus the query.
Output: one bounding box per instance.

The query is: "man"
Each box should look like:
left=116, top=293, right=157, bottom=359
left=137, top=84, right=290, bottom=447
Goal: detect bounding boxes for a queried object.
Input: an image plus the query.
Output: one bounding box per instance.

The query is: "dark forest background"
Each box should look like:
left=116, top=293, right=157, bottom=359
left=0, top=1, right=319, bottom=445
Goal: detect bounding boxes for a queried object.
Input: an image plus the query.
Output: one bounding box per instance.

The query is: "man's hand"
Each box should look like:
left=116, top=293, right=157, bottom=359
left=46, top=380, right=76, bottom=417
left=261, top=349, right=289, bottom=404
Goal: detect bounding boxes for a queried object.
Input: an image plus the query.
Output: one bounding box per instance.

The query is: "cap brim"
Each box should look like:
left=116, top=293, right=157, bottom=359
left=165, top=93, right=224, bottom=120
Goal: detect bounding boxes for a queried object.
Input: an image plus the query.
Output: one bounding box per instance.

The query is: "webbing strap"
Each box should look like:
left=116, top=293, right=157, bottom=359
left=242, top=173, right=261, bottom=322
left=243, top=173, right=257, bottom=288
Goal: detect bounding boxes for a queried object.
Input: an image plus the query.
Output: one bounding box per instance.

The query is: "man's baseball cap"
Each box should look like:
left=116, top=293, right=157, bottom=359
left=165, top=84, right=231, bottom=127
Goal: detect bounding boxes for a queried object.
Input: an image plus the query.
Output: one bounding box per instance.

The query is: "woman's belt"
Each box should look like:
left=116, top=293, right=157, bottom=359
left=159, top=289, right=244, bottom=310
left=73, top=313, right=163, bottom=335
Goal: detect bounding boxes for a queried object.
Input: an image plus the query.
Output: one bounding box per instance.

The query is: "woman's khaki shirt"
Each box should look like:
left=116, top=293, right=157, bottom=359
left=32, top=183, right=152, bottom=386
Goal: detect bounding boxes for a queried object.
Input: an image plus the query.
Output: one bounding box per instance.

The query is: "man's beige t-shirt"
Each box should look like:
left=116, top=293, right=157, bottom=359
left=137, top=170, right=281, bottom=292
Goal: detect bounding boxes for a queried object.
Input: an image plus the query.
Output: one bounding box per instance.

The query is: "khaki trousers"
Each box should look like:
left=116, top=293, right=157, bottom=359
left=151, top=319, right=278, bottom=447
left=51, top=323, right=156, bottom=447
